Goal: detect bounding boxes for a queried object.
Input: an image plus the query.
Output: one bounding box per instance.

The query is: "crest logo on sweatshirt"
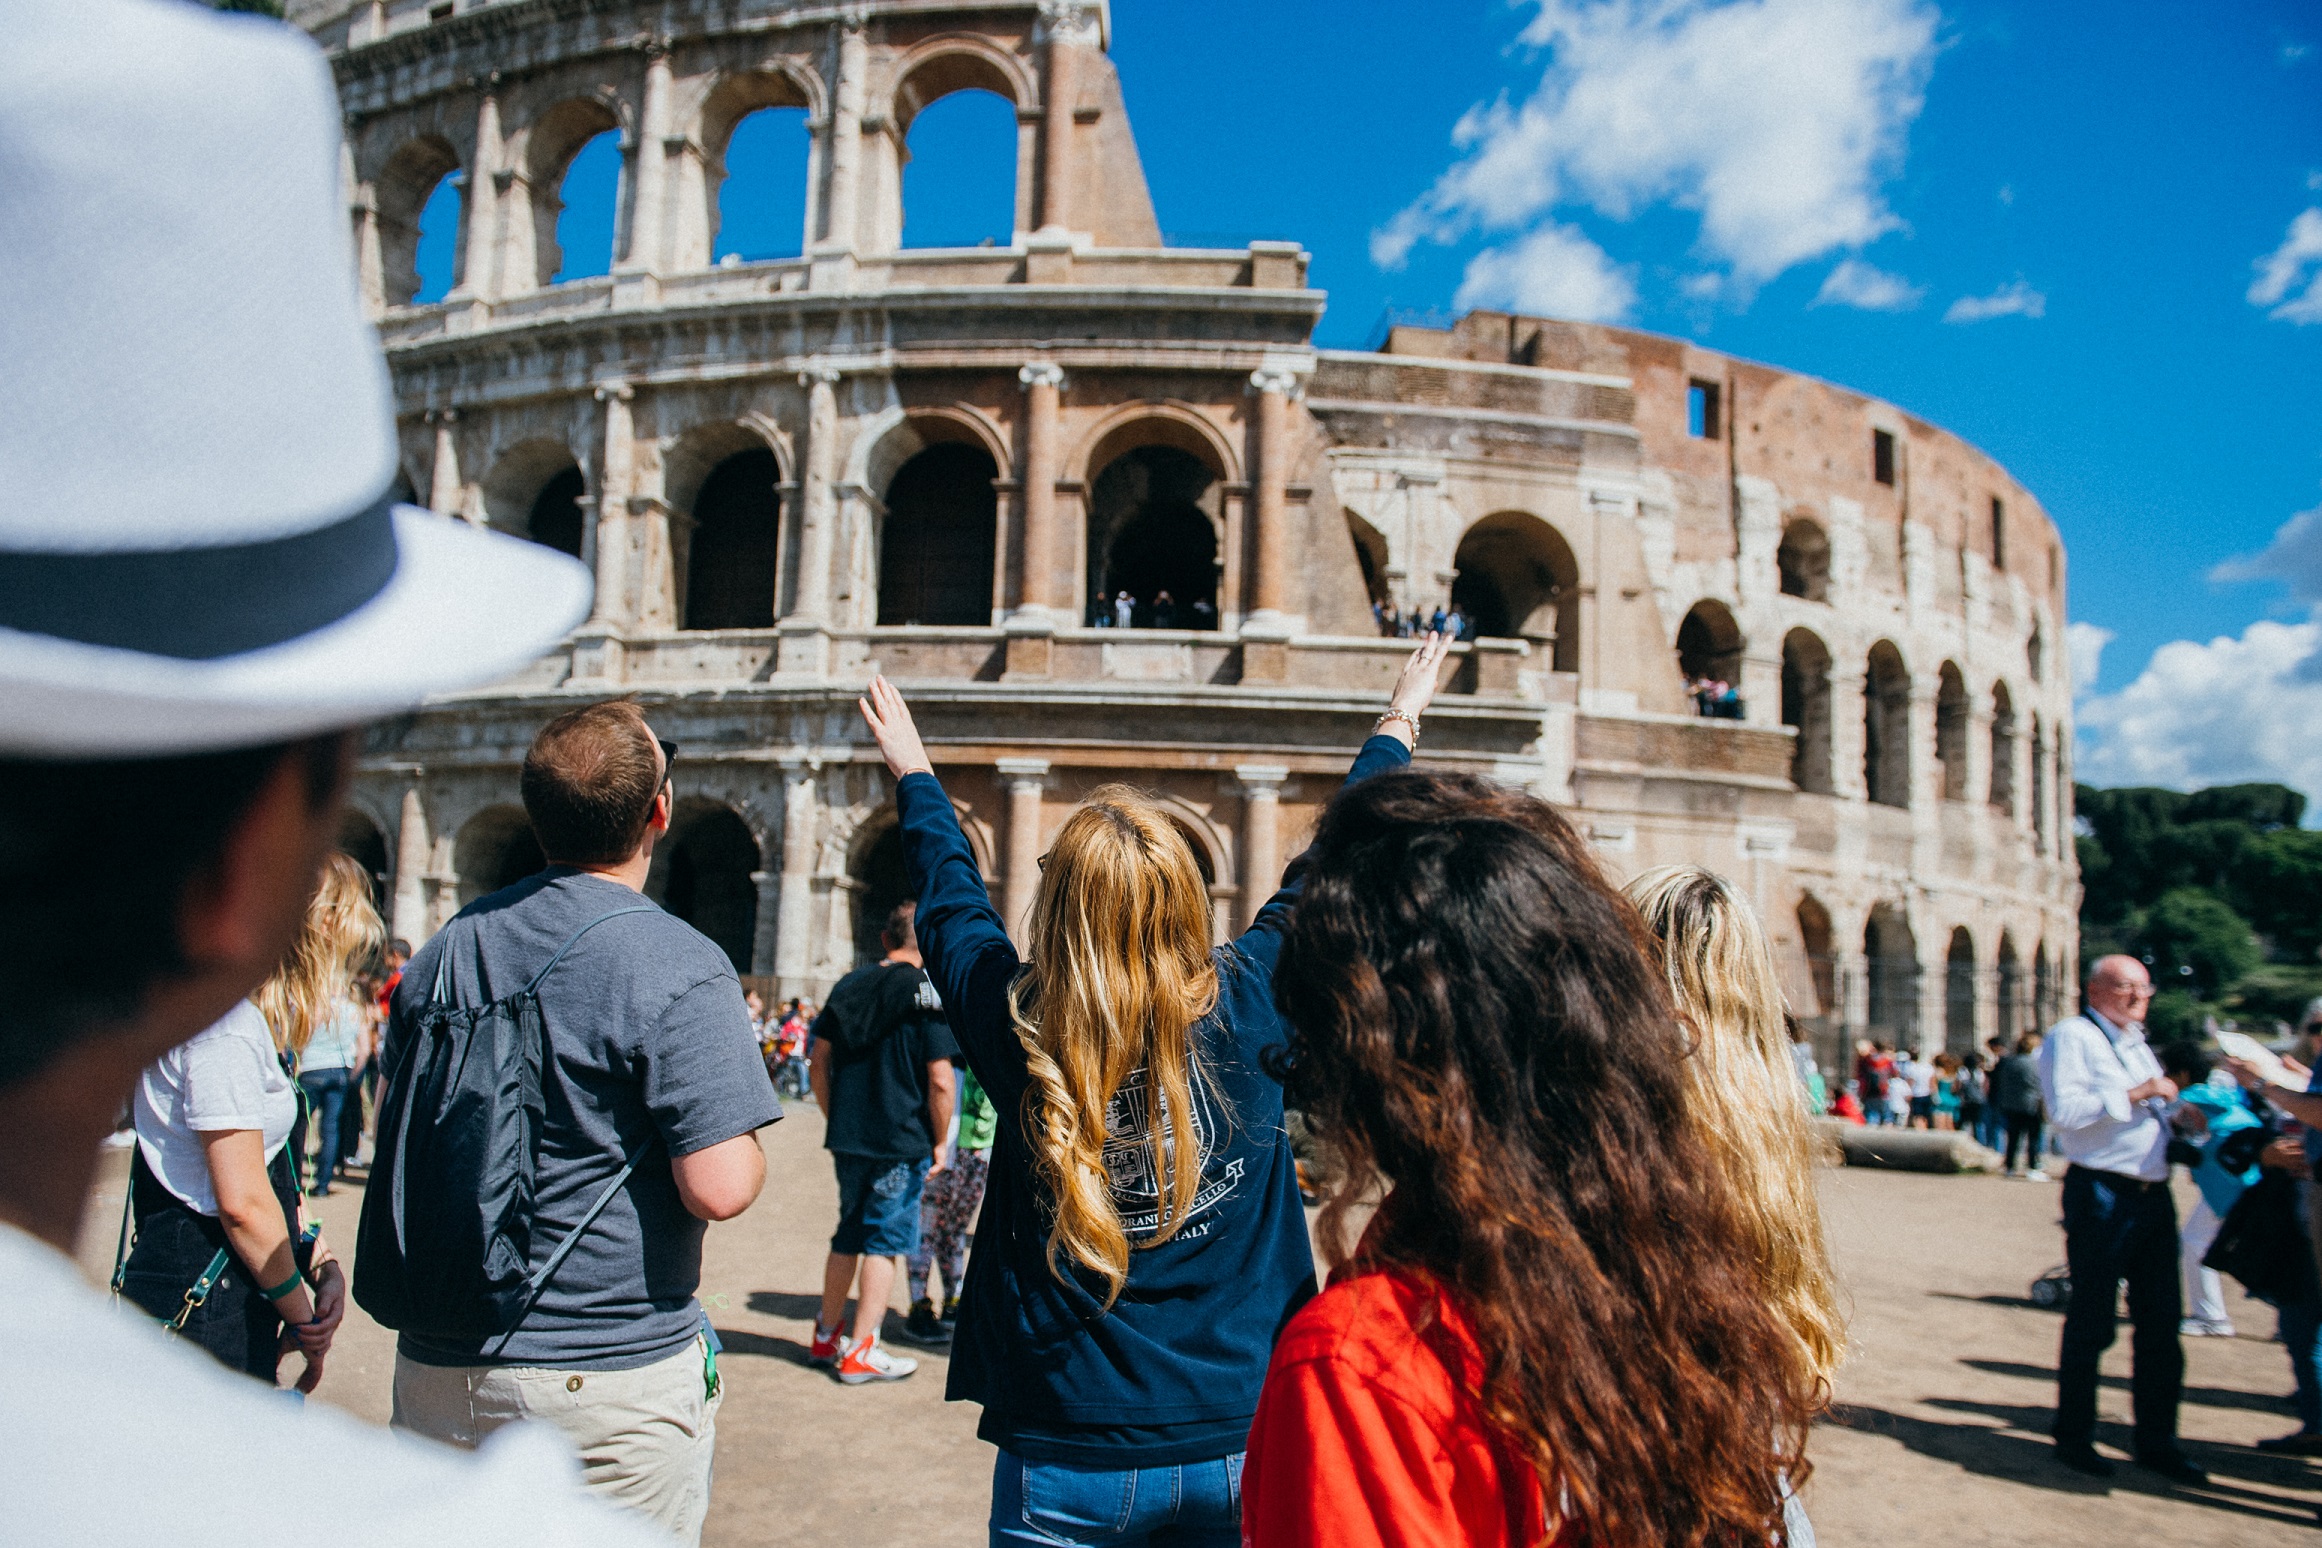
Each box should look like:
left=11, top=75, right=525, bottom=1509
left=1100, top=1063, right=1242, bottom=1238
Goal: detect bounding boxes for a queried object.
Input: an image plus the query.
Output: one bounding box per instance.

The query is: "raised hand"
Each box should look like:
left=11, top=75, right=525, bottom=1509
left=859, top=675, right=935, bottom=780
left=1378, top=632, right=1454, bottom=748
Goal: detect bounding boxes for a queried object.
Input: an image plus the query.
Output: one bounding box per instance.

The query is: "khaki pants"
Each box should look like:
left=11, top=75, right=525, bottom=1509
left=394, top=1336, right=720, bottom=1545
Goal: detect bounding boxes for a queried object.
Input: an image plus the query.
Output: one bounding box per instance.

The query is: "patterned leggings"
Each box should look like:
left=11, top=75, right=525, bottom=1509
left=907, top=1146, right=990, bottom=1304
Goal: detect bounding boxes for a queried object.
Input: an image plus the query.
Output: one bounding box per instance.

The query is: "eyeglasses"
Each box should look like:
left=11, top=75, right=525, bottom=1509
left=655, top=739, right=678, bottom=798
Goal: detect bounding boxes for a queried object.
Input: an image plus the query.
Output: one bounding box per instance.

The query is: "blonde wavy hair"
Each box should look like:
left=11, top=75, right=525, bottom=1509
left=255, top=851, right=384, bottom=1058
left=1625, top=865, right=1848, bottom=1393
left=1006, top=786, right=1219, bottom=1307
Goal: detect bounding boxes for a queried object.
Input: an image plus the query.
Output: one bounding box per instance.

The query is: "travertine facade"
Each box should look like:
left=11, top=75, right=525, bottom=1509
left=300, top=0, right=2079, bottom=1072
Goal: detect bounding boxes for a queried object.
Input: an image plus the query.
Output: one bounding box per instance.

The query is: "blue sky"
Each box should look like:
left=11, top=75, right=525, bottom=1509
left=418, top=0, right=2322, bottom=799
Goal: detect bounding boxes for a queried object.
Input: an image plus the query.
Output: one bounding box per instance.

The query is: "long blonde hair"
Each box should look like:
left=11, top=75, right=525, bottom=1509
left=255, top=851, right=384, bottom=1057
left=1625, top=865, right=1847, bottom=1393
left=1006, top=786, right=1218, bottom=1307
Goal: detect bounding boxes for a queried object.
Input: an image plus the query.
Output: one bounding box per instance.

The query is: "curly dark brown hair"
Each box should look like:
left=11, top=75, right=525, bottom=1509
left=1273, top=767, right=1820, bottom=1546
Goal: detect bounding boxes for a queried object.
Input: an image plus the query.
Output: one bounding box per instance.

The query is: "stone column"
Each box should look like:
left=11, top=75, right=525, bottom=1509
left=749, top=868, right=780, bottom=977
left=458, top=91, right=502, bottom=302
left=791, top=368, right=839, bottom=625
left=620, top=46, right=673, bottom=274
left=1015, top=363, right=1064, bottom=619
left=774, top=765, right=819, bottom=997
left=426, top=408, right=463, bottom=519
left=392, top=785, right=431, bottom=946
left=1829, top=663, right=1868, bottom=802
left=590, top=382, right=634, bottom=627
left=1244, top=368, right=1299, bottom=629
left=1037, top=9, right=1079, bottom=232
left=1236, top=764, right=1289, bottom=929
left=998, top=758, right=1050, bottom=946
left=819, top=21, right=868, bottom=253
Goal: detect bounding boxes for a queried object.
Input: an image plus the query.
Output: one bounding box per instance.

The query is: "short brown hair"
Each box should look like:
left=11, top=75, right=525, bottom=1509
left=521, top=700, right=662, bottom=865
left=882, top=900, right=917, bottom=952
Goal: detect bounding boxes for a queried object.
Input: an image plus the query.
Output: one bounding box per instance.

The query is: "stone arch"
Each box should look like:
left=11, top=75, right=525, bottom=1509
left=645, top=797, right=762, bottom=973
left=852, top=403, right=1012, bottom=499
left=1070, top=402, right=1242, bottom=490
left=1864, top=902, right=1920, bottom=1047
left=1346, top=510, right=1390, bottom=610
left=1989, top=681, right=2018, bottom=813
left=1996, top=932, right=2025, bottom=1043
left=846, top=807, right=910, bottom=968
left=883, top=34, right=1040, bottom=136
left=668, top=421, right=787, bottom=630
left=697, top=66, right=821, bottom=268
left=337, top=806, right=390, bottom=914
left=879, top=440, right=1002, bottom=627
left=523, top=96, right=626, bottom=288
left=1944, top=926, right=1976, bottom=1055
left=1796, top=893, right=1836, bottom=1017
left=377, top=135, right=463, bottom=307
left=2034, top=940, right=2058, bottom=1027
left=1675, top=599, right=1743, bottom=690
left=453, top=804, right=544, bottom=907
left=480, top=438, right=586, bottom=557
left=1863, top=640, right=1911, bottom=809
left=1086, top=445, right=1221, bottom=630
left=1777, top=516, right=1830, bottom=601
left=2031, top=714, right=2050, bottom=846
left=1451, top=512, right=1581, bottom=671
left=1781, top=628, right=1834, bottom=794
left=1935, top=661, right=1969, bottom=802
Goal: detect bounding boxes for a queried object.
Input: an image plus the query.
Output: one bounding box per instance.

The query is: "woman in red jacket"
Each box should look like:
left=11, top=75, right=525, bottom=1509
left=1245, top=769, right=1821, bottom=1547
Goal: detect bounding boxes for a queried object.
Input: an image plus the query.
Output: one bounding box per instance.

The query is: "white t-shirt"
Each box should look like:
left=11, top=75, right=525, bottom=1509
left=1, top=1222, right=661, bottom=1548
left=132, top=1000, right=298, bottom=1215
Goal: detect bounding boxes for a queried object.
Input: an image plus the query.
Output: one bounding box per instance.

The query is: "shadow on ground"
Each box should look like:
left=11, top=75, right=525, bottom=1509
left=1958, top=1357, right=2300, bottom=1418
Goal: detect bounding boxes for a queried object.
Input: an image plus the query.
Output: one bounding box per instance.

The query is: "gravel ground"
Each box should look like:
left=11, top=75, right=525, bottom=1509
left=81, top=1111, right=2322, bottom=1544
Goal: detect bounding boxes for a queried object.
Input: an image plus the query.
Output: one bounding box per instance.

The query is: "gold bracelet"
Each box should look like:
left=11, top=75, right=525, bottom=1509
left=1373, top=709, right=1420, bottom=747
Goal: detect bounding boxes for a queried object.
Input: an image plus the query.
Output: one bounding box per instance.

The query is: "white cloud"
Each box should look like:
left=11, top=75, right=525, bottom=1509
left=2066, top=621, right=2112, bottom=697
left=2249, top=208, right=2322, bottom=324
left=2074, top=619, right=2322, bottom=800
left=1943, top=279, right=2046, bottom=323
left=1812, top=257, right=1924, bottom=310
left=2212, top=501, right=2322, bottom=602
left=1374, top=0, right=1940, bottom=295
left=2285, top=42, right=2311, bottom=64
left=1454, top=221, right=1640, bottom=320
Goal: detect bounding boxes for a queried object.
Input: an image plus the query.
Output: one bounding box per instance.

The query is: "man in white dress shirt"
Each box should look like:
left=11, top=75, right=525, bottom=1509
left=2036, top=955, right=2204, bottom=1485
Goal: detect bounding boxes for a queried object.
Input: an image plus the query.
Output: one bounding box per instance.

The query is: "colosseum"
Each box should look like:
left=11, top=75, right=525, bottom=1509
left=294, top=0, right=2080, bottom=1078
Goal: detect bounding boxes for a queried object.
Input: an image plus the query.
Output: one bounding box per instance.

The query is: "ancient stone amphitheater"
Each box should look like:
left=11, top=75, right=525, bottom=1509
left=296, top=0, right=2079, bottom=1074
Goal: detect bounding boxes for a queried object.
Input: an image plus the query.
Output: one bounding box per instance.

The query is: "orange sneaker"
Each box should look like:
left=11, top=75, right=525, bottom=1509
left=835, top=1331, right=918, bottom=1385
left=808, top=1322, right=843, bottom=1369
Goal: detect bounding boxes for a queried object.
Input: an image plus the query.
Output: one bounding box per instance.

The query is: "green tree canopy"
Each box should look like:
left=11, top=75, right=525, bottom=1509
left=2132, top=887, right=2261, bottom=999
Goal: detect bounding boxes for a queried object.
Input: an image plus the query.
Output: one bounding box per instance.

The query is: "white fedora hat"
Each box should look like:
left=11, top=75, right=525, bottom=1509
left=0, top=0, right=591, bottom=759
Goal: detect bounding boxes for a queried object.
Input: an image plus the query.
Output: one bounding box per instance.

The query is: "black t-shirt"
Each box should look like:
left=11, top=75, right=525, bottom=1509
left=815, top=960, right=961, bottom=1160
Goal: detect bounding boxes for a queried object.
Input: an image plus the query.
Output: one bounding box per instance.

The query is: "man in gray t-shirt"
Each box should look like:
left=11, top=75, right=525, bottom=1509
left=388, top=703, right=779, bottom=1546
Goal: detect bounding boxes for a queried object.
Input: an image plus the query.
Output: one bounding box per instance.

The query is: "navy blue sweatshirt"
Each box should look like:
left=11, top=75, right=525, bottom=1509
left=896, top=734, right=1412, bottom=1467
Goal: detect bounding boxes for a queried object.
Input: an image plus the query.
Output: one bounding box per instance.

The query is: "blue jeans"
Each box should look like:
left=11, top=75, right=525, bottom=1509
left=2056, top=1166, right=2183, bottom=1456
left=830, top=1154, right=929, bottom=1257
left=295, top=1066, right=351, bottom=1194
left=990, top=1451, right=1241, bottom=1548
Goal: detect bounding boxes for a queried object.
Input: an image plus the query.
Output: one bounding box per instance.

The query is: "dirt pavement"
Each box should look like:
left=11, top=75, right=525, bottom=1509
left=84, top=1112, right=2322, bottom=1544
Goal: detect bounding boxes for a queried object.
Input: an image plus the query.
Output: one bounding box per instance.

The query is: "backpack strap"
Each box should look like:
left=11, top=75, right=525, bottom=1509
left=525, top=906, right=661, bottom=993
left=485, top=1135, right=660, bottom=1356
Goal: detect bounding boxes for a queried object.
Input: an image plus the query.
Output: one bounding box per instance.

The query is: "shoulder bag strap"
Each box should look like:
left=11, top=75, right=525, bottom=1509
left=524, top=905, right=660, bottom=994
left=484, top=1135, right=660, bottom=1356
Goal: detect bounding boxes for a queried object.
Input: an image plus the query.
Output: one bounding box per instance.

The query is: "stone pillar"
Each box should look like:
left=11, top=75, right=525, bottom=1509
left=819, top=21, right=868, bottom=253
left=1236, top=765, right=1289, bottom=929
left=392, top=785, right=431, bottom=946
left=350, top=175, right=385, bottom=317
left=426, top=409, right=463, bottom=519
left=590, top=382, right=634, bottom=627
left=1829, top=664, right=1868, bottom=802
left=999, top=757, right=1050, bottom=946
left=1245, top=368, right=1299, bottom=629
left=1037, top=12, right=1079, bottom=232
left=620, top=46, right=673, bottom=274
left=458, top=92, right=502, bottom=302
left=749, top=868, right=780, bottom=977
left=774, top=766, right=819, bottom=997
left=793, top=368, right=839, bottom=624
left=1015, top=363, right=1064, bottom=619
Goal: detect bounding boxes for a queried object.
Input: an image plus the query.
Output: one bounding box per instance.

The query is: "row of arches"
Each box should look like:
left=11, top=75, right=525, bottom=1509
left=1792, top=892, right=2068, bottom=1066
left=1775, top=515, right=2048, bottom=684
left=374, top=48, right=1028, bottom=306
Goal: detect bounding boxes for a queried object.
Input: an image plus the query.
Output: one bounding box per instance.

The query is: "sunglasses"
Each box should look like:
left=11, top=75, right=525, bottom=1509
left=655, top=739, right=678, bottom=797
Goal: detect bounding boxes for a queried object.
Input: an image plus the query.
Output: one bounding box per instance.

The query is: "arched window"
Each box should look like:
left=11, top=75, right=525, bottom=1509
left=1347, top=512, right=1390, bottom=612
left=879, top=442, right=1000, bottom=626
left=1676, top=601, right=1743, bottom=716
left=1945, top=927, right=1976, bottom=1055
left=1797, top=894, right=1835, bottom=1018
left=524, top=100, right=622, bottom=288
left=1781, top=629, right=1834, bottom=794
left=1989, top=682, right=2017, bottom=813
left=1935, top=662, right=1968, bottom=801
left=2031, top=716, right=2050, bottom=847
left=1777, top=518, right=1830, bottom=601
left=851, top=820, right=910, bottom=967
left=377, top=137, right=462, bottom=306
left=1086, top=446, right=1220, bottom=630
left=648, top=801, right=761, bottom=973
left=1451, top=513, right=1580, bottom=671
left=1996, top=934, right=2024, bottom=1043
left=1865, top=904, right=1919, bottom=1046
left=482, top=441, right=586, bottom=558
left=685, top=449, right=781, bottom=630
left=900, top=89, right=1018, bottom=248
left=2027, top=622, right=2045, bottom=683
left=454, top=806, right=545, bottom=908
left=1863, top=642, right=1911, bottom=809
left=703, top=75, right=814, bottom=266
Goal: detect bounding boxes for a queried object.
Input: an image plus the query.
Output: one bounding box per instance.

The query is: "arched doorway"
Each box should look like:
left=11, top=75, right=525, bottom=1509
left=851, top=820, right=911, bottom=967
left=1864, top=641, right=1911, bottom=809
left=1796, top=893, right=1838, bottom=1073
left=1996, top=933, right=2024, bottom=1044
left=1989, top=682, right=2017, bottom=813
left=650, top=802, right=760, bottom=974
left=1085, top=446, right=1219, bottom=629
left=376, top=136, right=462, bottom=307
left=1451, top=513, right=1579, bottom=670
left=1936, top=663, right=1969, bottom=802
left=685, top=448, right=781, bottom=630
left=454, top=806, right=545, bottom=908
left=1777, top=518, right=1830, bottom=600
left=1864, top=904, right=1919, bottom=1048
left=482, top=441, right=586, bottom=558
left=337, top=808, right=390, bottom=912
left=899, top=88, right=1018, bottom=248
left=1782, top=629, right=1833, bottom=793
left=1944, top=927, right=1976, bottom=1056
left=1676, top=600, right=1743, bottom=715
left=879, top=442, right=999, bottom=625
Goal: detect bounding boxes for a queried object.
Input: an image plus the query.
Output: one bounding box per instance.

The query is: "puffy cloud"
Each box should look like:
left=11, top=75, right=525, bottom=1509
left=1374, top=0, right=1939, bottom=292
left=1943, top=279, right=2046, bottom=323
left=2249, top=208, right=2322, bottom=325
left=1812, top=257, right=1924, bottom=310
left=1453, top=221, right=1640, bottom=320
left=2074, top=618, right=2322, bottom=800
left=2211, top=500, right=2322, bottom=602
left=2066, top=621, right=2112, bottom=697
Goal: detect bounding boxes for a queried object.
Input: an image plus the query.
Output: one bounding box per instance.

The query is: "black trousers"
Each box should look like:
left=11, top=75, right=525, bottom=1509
left=118, top=1145, right=301, bottom=1382
left=2004, top=1112, right=2045, bottom=1171
left=2055, top=1164, right=2183, bottom=1457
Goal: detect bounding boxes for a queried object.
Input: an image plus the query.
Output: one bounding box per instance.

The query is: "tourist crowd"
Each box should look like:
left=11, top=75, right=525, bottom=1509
left=1370, top=599, right=1475, bottom=640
